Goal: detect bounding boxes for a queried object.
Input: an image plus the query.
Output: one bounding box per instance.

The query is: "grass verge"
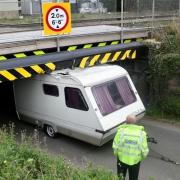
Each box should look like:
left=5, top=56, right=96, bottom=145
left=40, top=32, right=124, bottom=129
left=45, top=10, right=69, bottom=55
left=146, top=90, right=180, bottom=122
left=0, top=126, right=120, bottom=180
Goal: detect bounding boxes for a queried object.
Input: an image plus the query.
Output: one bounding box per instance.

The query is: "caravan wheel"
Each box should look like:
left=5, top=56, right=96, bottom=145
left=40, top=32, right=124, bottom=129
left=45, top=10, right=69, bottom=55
left=44, top=125, right=57, bottom=138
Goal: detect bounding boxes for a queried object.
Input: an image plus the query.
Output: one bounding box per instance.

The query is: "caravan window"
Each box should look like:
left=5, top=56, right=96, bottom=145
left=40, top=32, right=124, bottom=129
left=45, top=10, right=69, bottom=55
left=43, top=84, right=59, bottom=97
left=65, top=87, right=89, bottom=111
left=92, top=77, right=136, bottom=116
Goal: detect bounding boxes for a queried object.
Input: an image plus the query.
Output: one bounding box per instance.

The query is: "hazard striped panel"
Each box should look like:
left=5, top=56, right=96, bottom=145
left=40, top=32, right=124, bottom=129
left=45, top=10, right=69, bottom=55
left=63, top=38, right=142, bottom=51
left=0, top=56, right=7, bottom=61
left=78, top=41, right=119, bottom=68
left=79, top=49, right=137, bottom=68
left=33, top=50, right=56, bottom=71
left=0, top=50, right=56, bottom=82
left=0, top=39, right=142, bottom=61
left=0, top=40, right=146, bottom=83
left=0, top=70, right=17, bottom=81
left=0, top=49, right=137, bottom=82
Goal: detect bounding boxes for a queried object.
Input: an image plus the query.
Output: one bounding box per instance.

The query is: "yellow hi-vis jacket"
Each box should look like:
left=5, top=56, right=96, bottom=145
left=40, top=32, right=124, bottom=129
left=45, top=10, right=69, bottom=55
left=112, top=124, right=149, bottom=165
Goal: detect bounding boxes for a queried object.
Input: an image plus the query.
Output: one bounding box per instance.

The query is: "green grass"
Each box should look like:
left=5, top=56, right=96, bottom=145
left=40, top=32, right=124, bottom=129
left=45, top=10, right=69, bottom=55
left=147, top=95, right=180, bottom=122
left=0, top=126, right=120, bottom=180
left=0, top=15, right=42, bottom=25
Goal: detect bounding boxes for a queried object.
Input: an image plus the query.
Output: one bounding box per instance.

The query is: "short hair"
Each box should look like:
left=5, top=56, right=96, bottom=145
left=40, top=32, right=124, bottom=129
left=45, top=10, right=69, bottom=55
left=126, top=115, right=137, bottom=124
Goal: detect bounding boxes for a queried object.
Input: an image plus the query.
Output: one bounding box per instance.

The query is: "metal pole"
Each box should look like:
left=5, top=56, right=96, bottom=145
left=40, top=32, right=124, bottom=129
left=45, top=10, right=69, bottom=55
left=39, top=0, right=42, bottom=15
left=39, top=0, right=43, bottom=28
left=30, top=0, right=33, bottom=16
left=18, top=0, right=22, bottom=17
left=57, top=35, right=61, bottom=52
left=121, top=0, right=124, bottom=44
left=98, top=0, right=100, bottom=13
left=137, top=0, right=140, bottom=17
left=56, top=0, right=61, bottom=51
left=179, top=0, right=180, bottom=17
left=152, top=0, right=155, bottom=29
left=76, top=0, right=78, bottom=13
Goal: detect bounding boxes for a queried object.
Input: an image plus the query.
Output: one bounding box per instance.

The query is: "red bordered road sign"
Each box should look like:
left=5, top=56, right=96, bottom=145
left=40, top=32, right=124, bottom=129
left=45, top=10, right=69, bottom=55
left=46, top=5, right=69, bottom=32
left=43, top=3, right=72, bottom=36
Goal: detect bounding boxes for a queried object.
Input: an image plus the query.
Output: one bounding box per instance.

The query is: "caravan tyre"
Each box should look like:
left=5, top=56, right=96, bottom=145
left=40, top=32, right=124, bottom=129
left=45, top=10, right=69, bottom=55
left=44, top=125, right=57, bottom=138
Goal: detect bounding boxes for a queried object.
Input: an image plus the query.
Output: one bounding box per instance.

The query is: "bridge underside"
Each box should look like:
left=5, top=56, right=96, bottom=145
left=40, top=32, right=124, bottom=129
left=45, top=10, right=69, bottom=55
left=0, top=25, right=149, bottom=81
left=0, top=26, right=149, bottom=106
left=0, top=42, right=148, bottom=83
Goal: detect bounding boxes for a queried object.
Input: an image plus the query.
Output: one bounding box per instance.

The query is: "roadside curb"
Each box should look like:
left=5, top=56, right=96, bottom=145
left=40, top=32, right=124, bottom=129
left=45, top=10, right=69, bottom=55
left=144, top=115, right=180, bottom=128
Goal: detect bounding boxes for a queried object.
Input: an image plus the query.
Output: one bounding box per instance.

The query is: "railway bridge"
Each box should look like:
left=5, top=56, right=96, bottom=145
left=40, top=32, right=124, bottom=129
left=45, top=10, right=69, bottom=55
left=0, top=25, right=149, bottom=113
left=0, top=25, right=149, bottom=82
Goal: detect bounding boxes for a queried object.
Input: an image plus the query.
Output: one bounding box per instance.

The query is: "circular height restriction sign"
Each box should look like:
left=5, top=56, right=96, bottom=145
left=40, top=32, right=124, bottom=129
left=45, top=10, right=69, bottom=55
left=43, top=3, right=72, bottom=36
left=46, top=6, right=69, bottom=31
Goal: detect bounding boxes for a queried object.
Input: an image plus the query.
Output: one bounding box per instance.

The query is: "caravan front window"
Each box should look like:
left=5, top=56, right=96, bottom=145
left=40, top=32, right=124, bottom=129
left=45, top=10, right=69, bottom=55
left=65, top=87, right=89, bottom=111
left=43, top=84, right=59, bottom=97
left=92, top=77, right=136, bottom=116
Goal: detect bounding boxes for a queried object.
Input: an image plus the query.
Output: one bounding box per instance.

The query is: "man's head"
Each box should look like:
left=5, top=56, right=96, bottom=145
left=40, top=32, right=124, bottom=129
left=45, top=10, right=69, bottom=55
left=126, top=115, right=137, bottom=124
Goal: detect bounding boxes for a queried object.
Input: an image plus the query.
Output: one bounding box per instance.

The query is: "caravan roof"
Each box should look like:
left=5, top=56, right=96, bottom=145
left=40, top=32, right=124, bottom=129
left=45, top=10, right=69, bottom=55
left=51, top=65, right=128, bottom=87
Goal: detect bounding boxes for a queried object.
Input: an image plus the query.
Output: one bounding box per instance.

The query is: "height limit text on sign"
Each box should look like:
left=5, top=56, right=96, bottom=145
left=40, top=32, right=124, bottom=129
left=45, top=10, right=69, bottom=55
left=43, top=3, right=72, bottom=36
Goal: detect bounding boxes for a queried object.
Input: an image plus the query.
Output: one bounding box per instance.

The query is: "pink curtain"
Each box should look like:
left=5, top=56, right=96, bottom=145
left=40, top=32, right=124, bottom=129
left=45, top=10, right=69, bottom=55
left=116, top=78, right=135, bottom=105
left=92, top=86, right=114, bottom=115
left=92, top=77, right=136, bottom=116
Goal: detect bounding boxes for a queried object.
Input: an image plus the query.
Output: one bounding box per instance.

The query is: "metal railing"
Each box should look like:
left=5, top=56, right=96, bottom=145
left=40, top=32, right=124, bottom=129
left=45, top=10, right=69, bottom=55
left=0, top=0, right=179, bottom=35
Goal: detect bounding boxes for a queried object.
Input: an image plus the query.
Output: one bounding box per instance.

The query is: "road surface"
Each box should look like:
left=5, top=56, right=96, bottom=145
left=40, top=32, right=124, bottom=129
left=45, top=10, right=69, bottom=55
left=0, top=114, right=180, bottom=180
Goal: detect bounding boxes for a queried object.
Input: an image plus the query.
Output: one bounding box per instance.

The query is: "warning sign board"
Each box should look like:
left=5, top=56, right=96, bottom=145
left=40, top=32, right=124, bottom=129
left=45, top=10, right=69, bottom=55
left=43, top=3, right=72, bottom=36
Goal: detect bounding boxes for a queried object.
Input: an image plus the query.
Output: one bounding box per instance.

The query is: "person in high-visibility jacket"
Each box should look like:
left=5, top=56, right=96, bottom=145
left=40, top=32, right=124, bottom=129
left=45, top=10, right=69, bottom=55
left=112, top=115, right=149, bottom=180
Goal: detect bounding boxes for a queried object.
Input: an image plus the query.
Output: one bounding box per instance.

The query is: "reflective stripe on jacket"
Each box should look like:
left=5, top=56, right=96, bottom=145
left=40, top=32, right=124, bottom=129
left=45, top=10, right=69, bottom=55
left=112, top=124, right=149, bottom=165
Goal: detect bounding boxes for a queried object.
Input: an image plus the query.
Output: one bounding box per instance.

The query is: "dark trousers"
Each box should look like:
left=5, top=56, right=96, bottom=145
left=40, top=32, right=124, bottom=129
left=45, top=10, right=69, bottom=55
left=117, top=158, right=140, bottom=180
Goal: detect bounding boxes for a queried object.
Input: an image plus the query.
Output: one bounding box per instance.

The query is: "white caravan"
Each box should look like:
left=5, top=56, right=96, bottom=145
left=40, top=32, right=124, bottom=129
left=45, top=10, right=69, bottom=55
left=13, top=65, right=145, bottom=146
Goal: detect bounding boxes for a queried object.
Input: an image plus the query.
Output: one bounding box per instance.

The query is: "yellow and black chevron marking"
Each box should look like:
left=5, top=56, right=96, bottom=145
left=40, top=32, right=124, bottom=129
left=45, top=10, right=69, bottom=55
left=65, top=38, right=143, bottom=52
left=0, top=38, right=142, bottom=62
left=63, top=41, right=118, bottom=52
left=79, top=49, right=136, bottom=68
left=0, top=49, right=137, bottom=82
left=65, top=40, right=139, bottom=68
left=0, top=51, right=56, bottom=82
left=0, top=39, right=144, bottom=83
